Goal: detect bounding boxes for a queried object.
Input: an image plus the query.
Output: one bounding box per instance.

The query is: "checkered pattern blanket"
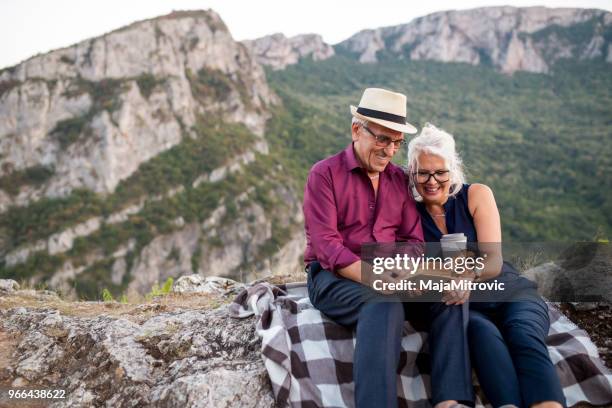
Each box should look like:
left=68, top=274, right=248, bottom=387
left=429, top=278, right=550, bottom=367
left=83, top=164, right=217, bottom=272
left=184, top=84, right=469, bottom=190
left=229, top=282, right=612, bottom=408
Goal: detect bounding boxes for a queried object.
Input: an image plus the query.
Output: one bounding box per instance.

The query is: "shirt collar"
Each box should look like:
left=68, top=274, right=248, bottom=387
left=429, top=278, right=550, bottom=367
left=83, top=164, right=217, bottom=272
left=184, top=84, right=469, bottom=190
left=343, top=142, right=395, bottom=175
left=344, top=143, right=361, bottom=172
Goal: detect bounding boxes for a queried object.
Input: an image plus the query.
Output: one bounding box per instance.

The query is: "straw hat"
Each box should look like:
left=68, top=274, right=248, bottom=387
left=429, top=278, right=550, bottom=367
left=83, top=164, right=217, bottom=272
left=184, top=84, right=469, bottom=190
left=350, top=88, right=417, bottom=134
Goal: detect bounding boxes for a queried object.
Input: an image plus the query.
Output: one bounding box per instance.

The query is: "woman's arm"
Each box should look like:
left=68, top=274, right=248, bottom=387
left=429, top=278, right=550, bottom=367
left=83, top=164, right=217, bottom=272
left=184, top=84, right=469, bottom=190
left=468, top=183, right=503, bottom=279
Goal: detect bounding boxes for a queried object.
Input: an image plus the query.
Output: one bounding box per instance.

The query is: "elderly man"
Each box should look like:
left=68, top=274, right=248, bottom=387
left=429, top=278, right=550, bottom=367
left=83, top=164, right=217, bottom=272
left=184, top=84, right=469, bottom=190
left=303, top=88, right=474, bottom=408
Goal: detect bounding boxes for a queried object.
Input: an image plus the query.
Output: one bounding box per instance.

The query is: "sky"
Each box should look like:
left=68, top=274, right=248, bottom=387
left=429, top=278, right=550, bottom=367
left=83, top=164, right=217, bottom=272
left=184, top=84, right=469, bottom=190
left=1, top=0, right=611, bottom=69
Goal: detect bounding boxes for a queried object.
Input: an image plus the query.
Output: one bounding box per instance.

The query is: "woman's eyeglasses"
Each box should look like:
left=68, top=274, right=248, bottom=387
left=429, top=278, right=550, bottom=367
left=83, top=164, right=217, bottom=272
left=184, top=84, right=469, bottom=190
left=413, top=170, right=450, bottom=184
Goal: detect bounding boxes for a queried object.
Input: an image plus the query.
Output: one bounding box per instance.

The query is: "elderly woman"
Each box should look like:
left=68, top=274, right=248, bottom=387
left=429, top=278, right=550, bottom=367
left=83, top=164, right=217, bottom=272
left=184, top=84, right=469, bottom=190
left=407, top=124, right=566, bottom=408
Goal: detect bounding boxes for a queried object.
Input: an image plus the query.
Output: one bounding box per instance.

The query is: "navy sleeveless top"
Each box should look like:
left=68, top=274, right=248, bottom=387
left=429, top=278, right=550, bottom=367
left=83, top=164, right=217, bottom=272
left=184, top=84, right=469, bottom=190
left=416, top=183, right=537, bottom=298
left=417, top=183, right=477, bottom=243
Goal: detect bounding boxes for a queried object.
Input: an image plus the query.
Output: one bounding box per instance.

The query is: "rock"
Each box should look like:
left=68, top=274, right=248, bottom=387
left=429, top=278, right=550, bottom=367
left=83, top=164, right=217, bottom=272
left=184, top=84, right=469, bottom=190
left=522, top=243, right=612, bottom=302
left=40, top=312, right=70, bottom=339
left=172, top=275, right=245, bottom=295
left=269, top=231, right=307, bottom=277
left=345, top=29, right=385, bottom=63
left=0, top=279, right=19, bottom=293
left=12, top=307, right=27, bottom=315
left=570, top=302, right=600, bottom=312
left=243, top=33, right=334, bottom=70
left=47, top=217, right=103, bottom=255
left=11, top=377, right=28, bottom=387
left=0, top=291, right=273, bottom=407
left=152, top=366, right=274, bottom=407
left=522, top=261, right=561, bottom=298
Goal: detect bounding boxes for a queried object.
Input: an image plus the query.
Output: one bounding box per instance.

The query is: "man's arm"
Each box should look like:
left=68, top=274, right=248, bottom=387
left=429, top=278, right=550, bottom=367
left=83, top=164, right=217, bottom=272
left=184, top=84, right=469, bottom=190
left=337, top=260, right=362, bottom=283
left=393, top=192, right=424, bottom=268
left=397, top=193, right=424, bottom=243
left=303, top=169, right=360, bottom=279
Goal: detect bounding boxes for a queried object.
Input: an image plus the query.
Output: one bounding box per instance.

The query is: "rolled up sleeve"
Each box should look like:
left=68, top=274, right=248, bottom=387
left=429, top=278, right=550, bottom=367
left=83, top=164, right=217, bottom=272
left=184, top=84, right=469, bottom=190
left=303, top=169, right=360, bottom=272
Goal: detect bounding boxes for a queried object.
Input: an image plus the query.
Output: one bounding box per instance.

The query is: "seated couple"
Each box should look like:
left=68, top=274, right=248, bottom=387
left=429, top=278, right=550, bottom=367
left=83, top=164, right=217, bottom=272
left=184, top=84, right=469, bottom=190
left=303, top=88, right=566, bottom=408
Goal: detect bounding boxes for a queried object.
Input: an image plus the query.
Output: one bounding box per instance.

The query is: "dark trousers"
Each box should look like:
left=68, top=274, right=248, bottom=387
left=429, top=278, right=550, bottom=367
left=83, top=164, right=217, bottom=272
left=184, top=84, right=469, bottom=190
left=469, top=300, right=566, bottom=408
left=307, top=262, right=474, bottom=407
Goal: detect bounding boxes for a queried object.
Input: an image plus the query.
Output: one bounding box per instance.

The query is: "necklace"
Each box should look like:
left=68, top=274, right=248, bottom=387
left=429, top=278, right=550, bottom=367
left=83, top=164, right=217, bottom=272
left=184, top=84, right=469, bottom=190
left=427, top=210, right=446, bottom=218
left=369, top=174, right=380, bottom=180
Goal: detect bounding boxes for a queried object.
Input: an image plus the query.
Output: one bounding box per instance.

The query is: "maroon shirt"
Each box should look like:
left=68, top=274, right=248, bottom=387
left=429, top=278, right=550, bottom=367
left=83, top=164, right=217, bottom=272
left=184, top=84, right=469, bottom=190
left=303, top=143, right=424, bottom=272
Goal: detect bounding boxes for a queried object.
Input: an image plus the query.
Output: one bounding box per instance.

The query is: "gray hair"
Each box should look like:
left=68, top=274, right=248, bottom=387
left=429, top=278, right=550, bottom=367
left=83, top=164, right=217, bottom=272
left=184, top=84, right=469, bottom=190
left=351, top=117, right=368, bottom=128
left=407, top=123, right=465, bottom=200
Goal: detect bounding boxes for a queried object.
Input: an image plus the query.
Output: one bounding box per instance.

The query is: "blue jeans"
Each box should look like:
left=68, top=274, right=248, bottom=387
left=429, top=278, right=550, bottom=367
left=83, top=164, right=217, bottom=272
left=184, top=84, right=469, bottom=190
left=469, top=300, right=566, bottom=407
left=307, top=262, right=474, bottom=407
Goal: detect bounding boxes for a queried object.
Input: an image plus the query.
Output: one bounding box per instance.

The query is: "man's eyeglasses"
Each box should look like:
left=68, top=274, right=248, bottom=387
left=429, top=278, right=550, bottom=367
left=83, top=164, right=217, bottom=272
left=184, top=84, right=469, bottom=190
left=362, top=125, right=406, bottom=149
left=414, top=170, right=450, bottom=184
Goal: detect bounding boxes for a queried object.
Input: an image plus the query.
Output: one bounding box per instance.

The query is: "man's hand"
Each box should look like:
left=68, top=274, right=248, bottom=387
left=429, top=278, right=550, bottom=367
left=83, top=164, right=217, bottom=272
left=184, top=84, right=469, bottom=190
left=376, top=271, right=405, bottom=295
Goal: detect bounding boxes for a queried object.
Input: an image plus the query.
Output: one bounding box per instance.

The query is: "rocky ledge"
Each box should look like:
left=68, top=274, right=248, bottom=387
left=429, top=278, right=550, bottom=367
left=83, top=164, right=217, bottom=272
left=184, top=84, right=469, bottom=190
left=0, top=275, right=292, bottom=407
left=0, top=274, right=610, bottom=407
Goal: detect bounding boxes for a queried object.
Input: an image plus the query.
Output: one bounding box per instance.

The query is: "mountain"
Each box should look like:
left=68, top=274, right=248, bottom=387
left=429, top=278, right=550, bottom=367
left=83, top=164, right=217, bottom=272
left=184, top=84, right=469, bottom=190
left=0, top=10, right=305, bottom=299
left=246, top=6, right=612, bottom=74
left=0, top=9, right=275, bottom=206
left=243, top=33, right=334, bottom=70
left=338, top=6, right=612, bottom=73
left=1, top=7, right=611, bottom=300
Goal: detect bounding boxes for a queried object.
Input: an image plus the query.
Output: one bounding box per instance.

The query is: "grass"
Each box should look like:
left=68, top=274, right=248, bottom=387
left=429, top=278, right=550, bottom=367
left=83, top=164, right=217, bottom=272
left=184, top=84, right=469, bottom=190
left=267, top=56, right=612, bottom=241
left=136, top=73, right=163, bottom=99
left=0, top=271, right=305, bottom=321
left=0, top=275, right=232, bottom=323
left=144, top=277, right=174, bottom=300
left=0, top=290, right=230, bottom=323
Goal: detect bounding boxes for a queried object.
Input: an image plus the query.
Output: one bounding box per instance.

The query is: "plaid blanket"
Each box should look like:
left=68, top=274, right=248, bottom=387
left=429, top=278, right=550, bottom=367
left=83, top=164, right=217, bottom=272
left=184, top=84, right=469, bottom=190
left=229, top=282, right=612, bottom=408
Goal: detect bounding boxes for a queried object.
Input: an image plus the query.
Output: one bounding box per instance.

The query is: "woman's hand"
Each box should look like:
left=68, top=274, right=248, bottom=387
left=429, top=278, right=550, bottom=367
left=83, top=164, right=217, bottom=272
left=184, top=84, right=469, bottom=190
left=441, top=276, right=473, bottom=305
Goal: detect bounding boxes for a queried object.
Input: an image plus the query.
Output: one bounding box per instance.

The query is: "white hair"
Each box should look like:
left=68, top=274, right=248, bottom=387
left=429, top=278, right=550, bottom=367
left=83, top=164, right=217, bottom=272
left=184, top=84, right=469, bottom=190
left=407, top=123, right=465, bottom=200
left=351, top=117, right=368, bottom=127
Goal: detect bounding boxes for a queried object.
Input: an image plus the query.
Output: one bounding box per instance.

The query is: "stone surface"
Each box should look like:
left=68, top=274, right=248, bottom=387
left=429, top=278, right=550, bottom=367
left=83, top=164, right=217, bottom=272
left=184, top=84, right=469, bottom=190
left=522, top=243, right=612, bottom=303
left=0, top=287, right=275, bottom=407
left=0, top=279, right=19, bottom=293
left=173, top=275, right=245, bottom=295
left=1, top=279, right=610, bottom=407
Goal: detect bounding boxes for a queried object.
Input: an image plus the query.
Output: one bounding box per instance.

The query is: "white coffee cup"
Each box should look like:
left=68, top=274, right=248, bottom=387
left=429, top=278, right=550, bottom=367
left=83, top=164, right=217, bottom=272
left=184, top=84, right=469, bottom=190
left=440, top=233, right=467, bottom=256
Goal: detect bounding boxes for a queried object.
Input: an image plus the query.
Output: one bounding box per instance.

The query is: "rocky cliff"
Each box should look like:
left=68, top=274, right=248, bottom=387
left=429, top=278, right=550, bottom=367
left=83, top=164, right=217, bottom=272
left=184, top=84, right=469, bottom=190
left=243, top=33, right=335, bottom=70
left=337, top=6, right=612, bottom=73
left=0, top=9, right=276, bottom=209
left=0, top=10, right=304, bottom=300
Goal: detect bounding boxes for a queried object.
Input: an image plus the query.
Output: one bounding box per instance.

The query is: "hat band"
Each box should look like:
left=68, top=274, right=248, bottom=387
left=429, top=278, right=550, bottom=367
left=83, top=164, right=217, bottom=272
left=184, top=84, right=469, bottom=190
left=357, top=107, right=406, bottom=125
